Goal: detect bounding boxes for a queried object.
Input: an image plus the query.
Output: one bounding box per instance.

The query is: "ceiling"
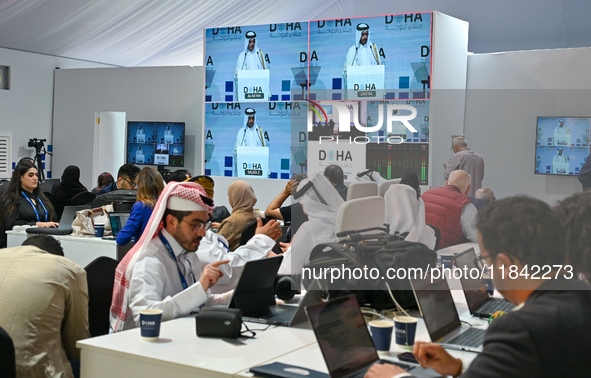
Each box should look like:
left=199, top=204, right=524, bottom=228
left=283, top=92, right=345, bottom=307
left=1, top=0, right=590, bottom=67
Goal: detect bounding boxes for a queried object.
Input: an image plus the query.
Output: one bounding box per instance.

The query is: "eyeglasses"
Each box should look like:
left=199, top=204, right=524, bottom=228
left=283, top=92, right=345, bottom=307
left=182, top=220, right=212, bottom=233
left=121, top=177, right=137, bottom=189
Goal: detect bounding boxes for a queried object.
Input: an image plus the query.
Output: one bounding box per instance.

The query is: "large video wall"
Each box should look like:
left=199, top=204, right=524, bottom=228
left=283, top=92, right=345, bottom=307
left=203, top=13, right=433, bottom=182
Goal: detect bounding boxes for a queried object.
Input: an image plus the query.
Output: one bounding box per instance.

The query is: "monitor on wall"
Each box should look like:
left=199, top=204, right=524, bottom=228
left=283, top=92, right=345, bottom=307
left=535, top=117, right=590, bottom=176
left=126, top=121, right=185, bottom=167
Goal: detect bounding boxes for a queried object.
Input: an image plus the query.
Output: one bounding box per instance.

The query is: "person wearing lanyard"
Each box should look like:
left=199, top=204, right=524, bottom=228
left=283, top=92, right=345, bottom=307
left=0, top=161, right=58, bottom=248
left=109, top=182, right=282, bottom=332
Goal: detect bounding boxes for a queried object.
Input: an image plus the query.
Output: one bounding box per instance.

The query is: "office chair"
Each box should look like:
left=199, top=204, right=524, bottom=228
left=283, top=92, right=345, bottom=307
left=70, top=191, right=96, bottom=207
left=346, top=181, right=378, bottom=201
left=378, top=179, right=401, bottom=197
left=335, top=196, right=385, bottom=241
left=0, top=326, right=16, bottom=378
left=85, top=257, right=119, bottom=337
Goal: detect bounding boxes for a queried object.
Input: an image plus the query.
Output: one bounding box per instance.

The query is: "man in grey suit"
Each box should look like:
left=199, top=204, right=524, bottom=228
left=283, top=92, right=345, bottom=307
left=444, top=137, right=484, bottom=197
left=365, top=196, right=591, bottom=378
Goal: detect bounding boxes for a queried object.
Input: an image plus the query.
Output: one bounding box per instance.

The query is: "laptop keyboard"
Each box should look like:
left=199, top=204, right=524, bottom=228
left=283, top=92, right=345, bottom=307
left=477, top=297, right=515, bottom=315
left=448, top=328, right=486, bottom=348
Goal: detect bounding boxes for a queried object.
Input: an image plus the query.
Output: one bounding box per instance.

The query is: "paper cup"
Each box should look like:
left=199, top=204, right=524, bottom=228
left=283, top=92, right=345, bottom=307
left=140, top=309, right=163, bottom=341
left=394, top=316, right=418, bottom=349
left=94, top=223, right=105, bottom=238
left=369, top=320, right=394, bottom=352
left=440, top=253, right=455, bottom=270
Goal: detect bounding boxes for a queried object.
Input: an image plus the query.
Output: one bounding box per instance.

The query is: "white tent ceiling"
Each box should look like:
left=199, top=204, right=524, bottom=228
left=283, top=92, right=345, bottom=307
left=0, top=0, right=590, bottom=67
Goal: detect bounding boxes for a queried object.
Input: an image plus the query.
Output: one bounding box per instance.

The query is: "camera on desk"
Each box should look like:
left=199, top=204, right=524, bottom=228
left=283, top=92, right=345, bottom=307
left=274, top=274, right=301, bottom=301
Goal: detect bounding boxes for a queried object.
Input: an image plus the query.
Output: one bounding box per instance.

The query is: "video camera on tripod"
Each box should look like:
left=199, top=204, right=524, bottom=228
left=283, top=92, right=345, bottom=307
left=28, top=138, right=46, bottom=151
left=27, top=138, right=51, bottom=182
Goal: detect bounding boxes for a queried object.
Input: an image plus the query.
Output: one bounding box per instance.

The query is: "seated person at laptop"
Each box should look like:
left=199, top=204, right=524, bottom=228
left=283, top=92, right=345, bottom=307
left=116, top=167, right=165, bottom=246
left=110, top=182, right=281, bottom=332
left=188, top=175, right=281, bottom=294
left=0, top=161, right=58, bottom=248
left=52, top=165, right=92, bottom=219
left=365, top=196, right=591, bottom=378
left=98, top=163, right=140, bottom=195
left=264, top=173, right=308, bottom=239
left=324, top=165, right=348, bottom=201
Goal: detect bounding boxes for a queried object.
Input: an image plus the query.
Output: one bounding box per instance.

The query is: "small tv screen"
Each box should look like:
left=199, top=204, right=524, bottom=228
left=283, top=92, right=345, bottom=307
left=535, top=117, right=590, bottom=176
left=126, top=121, right=185, bottom=167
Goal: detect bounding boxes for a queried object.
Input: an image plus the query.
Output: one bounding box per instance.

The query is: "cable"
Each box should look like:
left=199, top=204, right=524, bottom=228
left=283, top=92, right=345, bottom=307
left=385, top=282, right=411, bottom=317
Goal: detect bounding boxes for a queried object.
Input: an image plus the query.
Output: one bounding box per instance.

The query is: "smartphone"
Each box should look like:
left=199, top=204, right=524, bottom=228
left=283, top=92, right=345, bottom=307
left=397, top=352, right=418, bottom=364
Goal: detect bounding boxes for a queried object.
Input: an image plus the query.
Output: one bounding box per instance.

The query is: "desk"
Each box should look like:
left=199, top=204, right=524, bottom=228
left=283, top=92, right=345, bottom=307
left=6, top=230, right=124, bottom=267
left=238, top=291, right=483, bottom=377
left=77, top=317, right=317, bottom=378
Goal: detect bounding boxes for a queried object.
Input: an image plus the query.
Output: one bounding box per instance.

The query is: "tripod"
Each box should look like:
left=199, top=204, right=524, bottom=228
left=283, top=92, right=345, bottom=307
left=32, top=146, right=52, bottom=182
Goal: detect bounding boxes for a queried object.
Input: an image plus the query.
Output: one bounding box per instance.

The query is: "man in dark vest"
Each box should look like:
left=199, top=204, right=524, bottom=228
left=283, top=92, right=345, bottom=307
left=421, top=170, right=477, bottom=249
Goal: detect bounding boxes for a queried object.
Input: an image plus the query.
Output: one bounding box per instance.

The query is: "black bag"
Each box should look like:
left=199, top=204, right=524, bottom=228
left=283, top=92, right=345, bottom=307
left=92, top=190, right=137, bottom=211
left=195, top=308, right=242, bottom=338
left=304, top=232, right=436, bottom=311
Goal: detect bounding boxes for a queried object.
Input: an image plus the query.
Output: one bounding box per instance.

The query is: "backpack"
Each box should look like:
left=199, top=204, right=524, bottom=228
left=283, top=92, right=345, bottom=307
left=303, top=231, right=436, bottom=311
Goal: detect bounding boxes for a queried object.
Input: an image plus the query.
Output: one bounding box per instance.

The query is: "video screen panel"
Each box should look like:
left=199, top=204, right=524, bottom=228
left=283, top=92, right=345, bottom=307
left=204, top=22, right=309, bottom=103
left=204, top=102, right=307, bottom=179
left=126, top=122, right=185, bottom=167
left=308, top=13, right=432, bottom=101
left=535, top=117, right=590, bottom=176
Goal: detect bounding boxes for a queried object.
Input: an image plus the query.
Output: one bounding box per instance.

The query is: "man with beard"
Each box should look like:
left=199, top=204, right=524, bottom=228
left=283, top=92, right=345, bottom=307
left=109, top=182, right=279, bottom=332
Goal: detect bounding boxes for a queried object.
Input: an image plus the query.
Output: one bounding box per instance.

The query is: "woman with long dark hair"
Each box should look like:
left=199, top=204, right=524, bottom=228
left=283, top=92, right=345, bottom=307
left=116, top=167, right=164, bottom=246
left=0, top=161, right=58, bottom=247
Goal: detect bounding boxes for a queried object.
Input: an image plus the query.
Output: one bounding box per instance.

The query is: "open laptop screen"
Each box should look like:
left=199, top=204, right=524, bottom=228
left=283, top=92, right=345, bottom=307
left=454, top=248, right=490, bottom=313
left=306, top=295, right=377, bottom=378
left=411, top=274, right=461, bottom=343
left=109, top=213, right=130, bottom=237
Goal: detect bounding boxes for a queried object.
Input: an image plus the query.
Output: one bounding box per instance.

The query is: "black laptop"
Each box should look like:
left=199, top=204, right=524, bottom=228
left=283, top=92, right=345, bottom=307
left=454, top=248, right=515, bottom=318
left=410, top=273, right=486, bottom=353
left=228, top=255, right=325, bottom=326
left=305, top=295, right=440, bottom=378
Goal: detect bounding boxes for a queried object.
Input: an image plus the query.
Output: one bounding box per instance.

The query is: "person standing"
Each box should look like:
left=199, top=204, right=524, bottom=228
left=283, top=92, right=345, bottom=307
left=444, top=137, right=484, bottom=197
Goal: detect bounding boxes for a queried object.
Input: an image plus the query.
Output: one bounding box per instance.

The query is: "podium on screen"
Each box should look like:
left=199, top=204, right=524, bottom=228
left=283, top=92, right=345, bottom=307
left=236, top=146, right=269, bottom=178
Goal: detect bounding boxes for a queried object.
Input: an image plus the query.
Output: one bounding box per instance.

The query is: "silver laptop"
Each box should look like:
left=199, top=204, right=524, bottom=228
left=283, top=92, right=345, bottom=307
left=410, top=273, right=485, bottom=353
left=107, top=212, right=130, bottom=238
left=305, top=295, right=440, bottom=378
left=27, top=205, right=89, bottom=235
left=454, top=248, right=515, bottom=318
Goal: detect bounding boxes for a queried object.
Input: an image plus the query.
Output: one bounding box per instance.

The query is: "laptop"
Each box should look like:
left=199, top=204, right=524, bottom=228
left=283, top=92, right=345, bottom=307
left=26, top=205, right=89, bottom=235
left=454, top=248, right=515, bottom=318
left=305, top=295, right=440, bottom=378
left=104, top=212, right=131, bottom=239
left=228, top=255, right=325, bottom=326
left=410, top=273, right=486, bottom=352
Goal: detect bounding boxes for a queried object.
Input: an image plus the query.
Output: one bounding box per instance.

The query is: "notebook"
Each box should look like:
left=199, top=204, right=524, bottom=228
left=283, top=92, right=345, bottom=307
left=26, top=205, right=89, bottom=235
left=228, top=255, right=325, bottom=326
left=410, top=273, right=486, bottom=353
left=453, top=248, right=515, bottom=318
left=304, top=295, right=441, bottom=378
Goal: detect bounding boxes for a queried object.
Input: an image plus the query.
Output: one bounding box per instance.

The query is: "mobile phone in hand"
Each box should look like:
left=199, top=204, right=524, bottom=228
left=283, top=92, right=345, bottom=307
left=398, top=352, right=418, bottom=364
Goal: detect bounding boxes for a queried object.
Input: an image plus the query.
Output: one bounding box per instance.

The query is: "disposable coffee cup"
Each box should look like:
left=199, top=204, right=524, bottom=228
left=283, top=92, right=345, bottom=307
left=394, top=316, right=418, bottom=349
left=440, top=253, right=454, bottom=270
left=94, top=223, right=105, bottom=238
left=369, top=320, right=394, bottom=353
left=140, top=309, right=163, bottom=341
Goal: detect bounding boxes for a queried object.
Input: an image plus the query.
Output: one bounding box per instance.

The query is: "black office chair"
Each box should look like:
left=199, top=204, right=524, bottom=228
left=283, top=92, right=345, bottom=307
left=43, top=191, right=64, bottom=219
left=238, top=218, right=268, bottom=247
left=85, top=257, right=119, bottom=337
left=0, top=326, right=16, bottom=378
left=70, top=191, right=96, bottom=207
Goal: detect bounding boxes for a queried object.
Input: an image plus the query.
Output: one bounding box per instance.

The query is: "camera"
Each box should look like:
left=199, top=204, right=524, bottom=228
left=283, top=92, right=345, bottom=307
left=274, top=274, right=301, bottom=301
left=28, top=138, right=46, bottom=150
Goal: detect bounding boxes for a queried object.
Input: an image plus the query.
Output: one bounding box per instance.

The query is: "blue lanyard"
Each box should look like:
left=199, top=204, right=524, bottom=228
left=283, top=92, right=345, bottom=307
left=21, top=191, right=48, bottom=222
left=159, top=232, right=194, bottom=290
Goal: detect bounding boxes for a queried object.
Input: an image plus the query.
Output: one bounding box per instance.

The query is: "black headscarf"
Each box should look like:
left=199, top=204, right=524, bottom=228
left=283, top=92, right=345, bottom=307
left=52, top=165, right=88, bottom=199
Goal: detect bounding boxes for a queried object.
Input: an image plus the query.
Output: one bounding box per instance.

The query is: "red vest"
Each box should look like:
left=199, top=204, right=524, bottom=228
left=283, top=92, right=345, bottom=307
left=422, top=185, right=473, bottom=249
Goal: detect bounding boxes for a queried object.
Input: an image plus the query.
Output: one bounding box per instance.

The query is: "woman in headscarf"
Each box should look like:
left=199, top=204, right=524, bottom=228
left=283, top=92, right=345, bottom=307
left=278, top=173, right=344, bottom=275
left=52, top=165, right=90, bottom=218
left=384, top=184, right=436, bottom=249
left=216, top=180, right=261, bottom=251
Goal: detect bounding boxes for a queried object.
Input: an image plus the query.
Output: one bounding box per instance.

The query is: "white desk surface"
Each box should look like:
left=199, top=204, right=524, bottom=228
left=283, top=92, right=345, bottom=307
left=238, top=291, right=484, bottom=377
left=77, top=317, right=317, bottom=378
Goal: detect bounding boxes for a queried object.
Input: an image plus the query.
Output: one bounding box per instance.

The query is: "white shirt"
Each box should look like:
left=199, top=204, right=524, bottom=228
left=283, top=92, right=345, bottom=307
left=345, top=43, right=380, bottom=66
left=197, top=230, right=276, bottom=293
left=124, top=229, right=231, bottom=330
left=236, top=49, right=264, bottom=70
left=235, top=125, right=265, bottom=149
left=460, top=202, right=478, bottom=243
left=553, top=154, right=568, bottom=163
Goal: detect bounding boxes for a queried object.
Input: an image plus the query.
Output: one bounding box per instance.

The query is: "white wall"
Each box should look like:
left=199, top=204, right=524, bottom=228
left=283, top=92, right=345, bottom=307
left=52, top=66, right=204, bottom=189
left=464, top=47, right=591, bottom=204
left=0, top=47, right=112, bottom=176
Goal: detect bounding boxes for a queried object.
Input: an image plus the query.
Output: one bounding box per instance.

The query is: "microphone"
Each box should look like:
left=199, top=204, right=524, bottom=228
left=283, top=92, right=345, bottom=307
left=241, top=52, right=247, bottom=70
left=351, top=46, right=358, bottom=66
